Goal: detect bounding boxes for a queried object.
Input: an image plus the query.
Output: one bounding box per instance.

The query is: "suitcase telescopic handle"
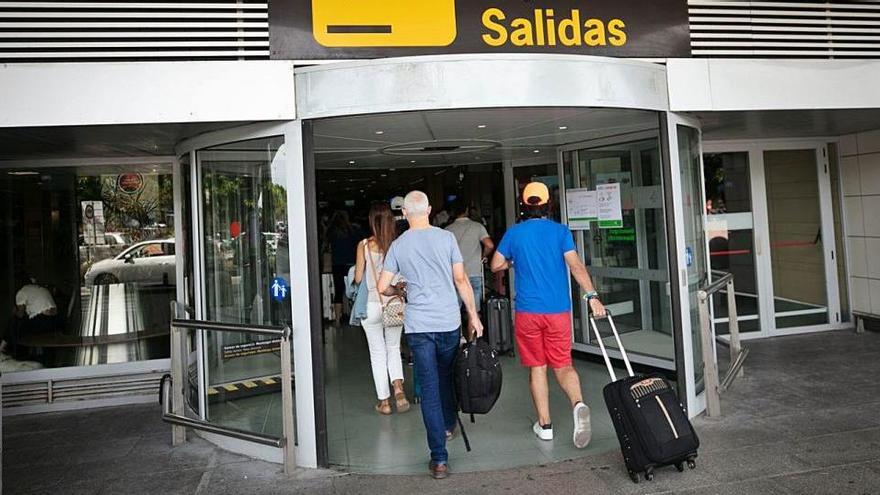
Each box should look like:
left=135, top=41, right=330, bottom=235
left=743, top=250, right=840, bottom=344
left=588, top=310, right=635, bottom=381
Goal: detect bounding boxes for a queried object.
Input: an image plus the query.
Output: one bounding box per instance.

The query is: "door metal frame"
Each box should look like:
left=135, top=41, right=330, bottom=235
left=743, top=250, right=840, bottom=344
left=665, top=112, right=707, bottom=418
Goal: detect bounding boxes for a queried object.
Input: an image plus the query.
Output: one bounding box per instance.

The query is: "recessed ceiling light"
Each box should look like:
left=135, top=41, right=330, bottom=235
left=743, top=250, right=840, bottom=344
left=533, top=149, right=541, bottom=154
left=477, top=124, right=487, bottom=129
left=389, top=168, right=397, bottom=172
left=349, top=160, right=356, bottom=165
left=7, top=171, right=38, bottom=176
left=558, top=126, right=568, bottom=130
left=375, top=130, right=384, bottom=135
left=410, top=160, right=417, bottom=164
left=380, top=174, right=387, bottom=177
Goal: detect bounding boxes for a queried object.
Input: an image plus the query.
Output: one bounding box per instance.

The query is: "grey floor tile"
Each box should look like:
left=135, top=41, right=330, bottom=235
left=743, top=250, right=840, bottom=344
left=773, top=462, right=880, bottom=495
left=791, top=427, right=880, bottom=468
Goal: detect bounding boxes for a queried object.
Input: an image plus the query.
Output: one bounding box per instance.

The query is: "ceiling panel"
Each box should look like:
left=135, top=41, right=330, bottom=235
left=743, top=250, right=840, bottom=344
left=312, top=107, right=660, bottom=170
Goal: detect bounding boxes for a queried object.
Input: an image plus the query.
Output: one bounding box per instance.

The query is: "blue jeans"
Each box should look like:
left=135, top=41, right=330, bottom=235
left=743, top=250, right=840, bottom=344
left=406, top=329, right=460, bottom=465
left=458, top=275, right=483, bottom=313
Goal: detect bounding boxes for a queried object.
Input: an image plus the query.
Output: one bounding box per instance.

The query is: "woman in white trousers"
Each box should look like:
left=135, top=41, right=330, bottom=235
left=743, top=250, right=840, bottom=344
left=354, top=202, right=410, bottom=415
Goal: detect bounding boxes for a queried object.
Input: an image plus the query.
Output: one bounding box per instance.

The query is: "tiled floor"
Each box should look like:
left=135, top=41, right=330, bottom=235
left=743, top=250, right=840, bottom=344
left=322, top=323, right=622, bottom=473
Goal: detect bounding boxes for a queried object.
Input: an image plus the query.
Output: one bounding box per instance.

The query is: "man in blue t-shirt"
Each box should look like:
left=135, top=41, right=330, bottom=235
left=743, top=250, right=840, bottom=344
left=491, top=182, right=606, bottom=449
left=379, top=190, right=483, bottom=480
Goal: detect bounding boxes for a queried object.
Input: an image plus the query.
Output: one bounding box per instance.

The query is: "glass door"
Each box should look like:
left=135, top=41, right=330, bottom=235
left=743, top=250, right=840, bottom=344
left=762, top=147, right=839, bottom=333
left=196, top=136, right=292, bottom=434
left=560, top=134, right=675, bottom=369
left=702, top=150, right=762, bottom=336
left=700, top=142, right=843, bottom=339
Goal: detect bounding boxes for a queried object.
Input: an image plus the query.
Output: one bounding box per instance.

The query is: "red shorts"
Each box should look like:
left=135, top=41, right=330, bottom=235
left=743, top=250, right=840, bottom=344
left=515, top=311, right=573, bottom=369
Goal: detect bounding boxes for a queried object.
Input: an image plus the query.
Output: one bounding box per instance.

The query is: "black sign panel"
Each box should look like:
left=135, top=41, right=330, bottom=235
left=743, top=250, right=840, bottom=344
left=269, top=0, right=690, bottom=60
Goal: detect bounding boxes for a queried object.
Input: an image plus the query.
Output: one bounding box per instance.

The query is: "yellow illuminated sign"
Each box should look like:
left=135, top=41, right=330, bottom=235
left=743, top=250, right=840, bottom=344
left=311, top=0, right=457, bottom=47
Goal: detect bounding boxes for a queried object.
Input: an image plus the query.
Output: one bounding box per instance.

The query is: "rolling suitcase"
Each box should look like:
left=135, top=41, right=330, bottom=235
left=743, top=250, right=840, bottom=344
left=486, top=296, right=515, bottom=356
left=590, top=312, right=699, bottom=484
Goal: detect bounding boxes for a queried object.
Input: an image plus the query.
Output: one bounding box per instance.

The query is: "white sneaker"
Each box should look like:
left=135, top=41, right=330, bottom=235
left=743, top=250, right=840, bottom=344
left=573, top=402, right=592, bottom=449
left=532, top=421, right=553, bottom=441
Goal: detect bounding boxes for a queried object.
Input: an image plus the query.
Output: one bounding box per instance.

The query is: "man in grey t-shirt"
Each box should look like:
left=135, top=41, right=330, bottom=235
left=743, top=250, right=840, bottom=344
left=445, top=201, right=494, bottom=313
left=379, top=191, right=483, bottom=480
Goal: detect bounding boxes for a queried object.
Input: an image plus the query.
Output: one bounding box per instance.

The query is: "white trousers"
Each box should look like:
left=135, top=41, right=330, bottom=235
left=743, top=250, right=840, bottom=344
left=361, top=302, right=405, bottom=400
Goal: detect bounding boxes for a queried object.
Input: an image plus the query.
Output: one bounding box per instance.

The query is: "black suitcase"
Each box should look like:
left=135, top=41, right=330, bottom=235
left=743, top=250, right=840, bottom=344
left=485, top=296, right=514, bottom=356
left=590, top=313, right=700, bottom=484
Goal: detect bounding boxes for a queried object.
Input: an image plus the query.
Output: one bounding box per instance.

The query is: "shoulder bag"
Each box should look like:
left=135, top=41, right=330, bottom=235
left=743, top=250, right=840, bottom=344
left=367, top=244, right=406, bottom=328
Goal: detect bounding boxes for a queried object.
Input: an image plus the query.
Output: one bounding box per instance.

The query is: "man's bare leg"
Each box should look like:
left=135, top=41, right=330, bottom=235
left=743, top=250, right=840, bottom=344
left=529, top=365, right=551, bottom=426
left=552, top=365, right=584, bottom=407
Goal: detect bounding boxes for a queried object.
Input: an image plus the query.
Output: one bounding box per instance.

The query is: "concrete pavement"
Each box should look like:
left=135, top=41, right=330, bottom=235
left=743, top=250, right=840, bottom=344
left=4, top=329, right=880, bottom=494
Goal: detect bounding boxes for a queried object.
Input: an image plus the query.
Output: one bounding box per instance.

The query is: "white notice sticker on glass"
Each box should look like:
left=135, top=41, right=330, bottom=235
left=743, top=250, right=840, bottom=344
left=597, top=183, right=623, bottom=229
left=565, top=188, right=597, bottom=230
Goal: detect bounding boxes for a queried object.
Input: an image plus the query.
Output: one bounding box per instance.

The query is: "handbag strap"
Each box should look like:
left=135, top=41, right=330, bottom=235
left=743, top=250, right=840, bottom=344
left=365, top=239, right=386, bottom=307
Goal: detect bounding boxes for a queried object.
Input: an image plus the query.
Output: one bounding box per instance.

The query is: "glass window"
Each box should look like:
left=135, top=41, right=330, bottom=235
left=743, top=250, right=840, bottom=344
left=1, top=165, right=175, bottom=371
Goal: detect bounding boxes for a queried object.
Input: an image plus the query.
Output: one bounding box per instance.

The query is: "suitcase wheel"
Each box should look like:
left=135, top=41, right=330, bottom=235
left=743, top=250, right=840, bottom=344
left=687, top=459, right=696, bottom=470
left=628, top=471, right=639, bottom=484
left=645, top=467, right=654, bottom=482
left=675, top=463, right=684, bottom=473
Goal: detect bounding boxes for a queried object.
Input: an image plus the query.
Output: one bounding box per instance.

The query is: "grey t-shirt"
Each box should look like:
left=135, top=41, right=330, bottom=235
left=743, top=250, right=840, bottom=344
left=383, top=227, right=464, bottom=334
left=446, top=217, right=489, bottom=278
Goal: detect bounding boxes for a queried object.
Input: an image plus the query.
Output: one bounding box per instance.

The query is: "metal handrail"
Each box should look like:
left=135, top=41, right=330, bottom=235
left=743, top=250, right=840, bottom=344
left=171, top=318, right=286, bottom=337
left=161, top=376, right=284, bottom=448
left=701, top=272, right=733, bottom=297
left=163, top=302, right=297, bottom=474
left=697, top=272, right=748, bottom=418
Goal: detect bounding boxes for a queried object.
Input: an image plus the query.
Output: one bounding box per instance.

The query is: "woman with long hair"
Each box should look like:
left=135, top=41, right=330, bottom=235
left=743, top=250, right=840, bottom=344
left=354, top=202, right=410, bottom=415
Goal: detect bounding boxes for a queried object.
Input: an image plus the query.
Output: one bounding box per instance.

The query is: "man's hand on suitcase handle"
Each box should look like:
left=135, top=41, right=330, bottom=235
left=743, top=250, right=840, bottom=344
left=468, top=316, right=484, bottom=340
left=585, top=293, right=607, bottom=318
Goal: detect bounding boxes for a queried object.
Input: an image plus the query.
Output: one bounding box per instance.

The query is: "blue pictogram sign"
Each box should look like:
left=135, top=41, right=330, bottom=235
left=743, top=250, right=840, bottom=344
left=270, top=277, right=289, bottom=302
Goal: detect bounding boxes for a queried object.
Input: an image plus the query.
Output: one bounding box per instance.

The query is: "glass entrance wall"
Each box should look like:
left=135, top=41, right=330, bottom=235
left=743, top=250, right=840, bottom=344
left=562, top=136, right=675, bottom=363
left=196, top=136, right=292, bottom=435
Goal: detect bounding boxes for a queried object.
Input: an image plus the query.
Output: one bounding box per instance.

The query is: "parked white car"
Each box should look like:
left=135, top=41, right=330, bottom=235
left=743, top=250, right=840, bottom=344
left=84, top=239, right=176, bottom=286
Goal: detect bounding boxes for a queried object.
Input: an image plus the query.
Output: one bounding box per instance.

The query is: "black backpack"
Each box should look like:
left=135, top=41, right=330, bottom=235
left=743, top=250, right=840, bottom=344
left=453, top=339, right=503, bottom=451
left=455, top=339, right=503, bottom=415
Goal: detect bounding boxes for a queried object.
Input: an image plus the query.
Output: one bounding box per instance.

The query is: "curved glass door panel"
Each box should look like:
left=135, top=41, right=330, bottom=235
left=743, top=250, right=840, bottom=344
left=198, top=135, right=291, bottom=436
left=564, top=136, right=675, bottom=366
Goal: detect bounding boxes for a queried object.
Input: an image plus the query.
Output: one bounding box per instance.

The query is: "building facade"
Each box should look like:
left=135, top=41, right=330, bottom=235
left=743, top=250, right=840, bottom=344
left=1, top=0, right=879, bottom=471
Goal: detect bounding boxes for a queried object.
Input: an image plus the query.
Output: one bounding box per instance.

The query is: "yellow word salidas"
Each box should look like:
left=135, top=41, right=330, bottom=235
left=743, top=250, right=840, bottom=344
left=482, top=8, right=626, bottom=48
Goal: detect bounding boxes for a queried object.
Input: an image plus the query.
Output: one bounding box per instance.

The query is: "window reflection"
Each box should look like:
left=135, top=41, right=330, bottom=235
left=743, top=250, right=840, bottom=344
left=1, top=166, right=175, bottom=372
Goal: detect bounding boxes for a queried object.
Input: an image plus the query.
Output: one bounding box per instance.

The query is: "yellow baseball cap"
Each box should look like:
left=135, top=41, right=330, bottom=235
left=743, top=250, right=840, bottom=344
left=523, top=182, right=550, bottom=206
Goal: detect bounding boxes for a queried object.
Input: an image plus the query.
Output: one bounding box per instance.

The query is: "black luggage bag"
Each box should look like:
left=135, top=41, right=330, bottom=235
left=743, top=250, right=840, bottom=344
left=486, top=296, right=515, bottom=356
left=590, top=312, right=700, bottom=484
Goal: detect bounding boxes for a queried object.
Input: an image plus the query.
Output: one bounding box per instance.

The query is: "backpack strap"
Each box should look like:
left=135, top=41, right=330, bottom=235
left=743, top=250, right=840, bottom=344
left=457, top=415, right=472, bottom=452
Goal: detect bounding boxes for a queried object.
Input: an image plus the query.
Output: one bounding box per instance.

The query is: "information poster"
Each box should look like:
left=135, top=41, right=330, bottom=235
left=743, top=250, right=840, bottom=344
left=81, top=201, right=106, bottom=245
left=597, top=183, right=623, bottom=229
left=565, top=188, right=597, bottom=230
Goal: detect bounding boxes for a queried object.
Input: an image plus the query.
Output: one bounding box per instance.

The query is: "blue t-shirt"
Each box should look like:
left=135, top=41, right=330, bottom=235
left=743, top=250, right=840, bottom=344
left=383, top=227, right=464, bottom=334
left=497, top=219, right=576, bottom=314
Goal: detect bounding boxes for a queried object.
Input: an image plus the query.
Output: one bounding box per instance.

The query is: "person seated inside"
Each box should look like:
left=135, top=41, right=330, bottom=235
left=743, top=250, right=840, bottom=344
left=14, top=278, right=58, bottom=335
